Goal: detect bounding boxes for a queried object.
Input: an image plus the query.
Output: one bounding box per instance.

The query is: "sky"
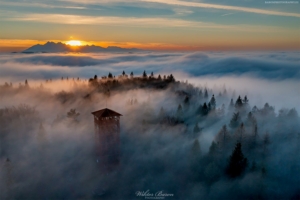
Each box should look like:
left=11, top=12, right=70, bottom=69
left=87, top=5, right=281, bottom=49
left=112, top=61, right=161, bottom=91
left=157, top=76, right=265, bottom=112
left=0, top=0, right=299, bottom=51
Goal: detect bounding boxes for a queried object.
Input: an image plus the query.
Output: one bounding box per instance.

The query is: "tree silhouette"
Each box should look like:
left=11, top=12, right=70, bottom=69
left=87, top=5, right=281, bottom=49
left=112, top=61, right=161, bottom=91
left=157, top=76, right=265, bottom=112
left=108, top=72, right=113, bottom=79
left=130, top=72, right=134, bottom=78
left=168, top=74, right=175, bottom=82
left=226, top=142, right=248, bottom=178
left=215, top=125, right=229, bottom=148
left=158, top=74, right=162, bottom=80
left=204, top=89, right=208, bottom=98
left=122, top=71, right=126, bottom=76
left=199, top=90, right=203, bottom=98
left=208, top=141, right=219, bottom=156
left=230, top=112, right=240, bottom=128
left=229, top=98, right=234, bottom=110
left=235, top=96, right=243, bottom=108
left=210, top=95, right=216, bottom=109
left=243, top=95, right=249, bottom=104
left=202, top=103, right=209, bottom=115
left=143, top=70, right=147, bottom=78
left=25, top=79, right=29, bottom=87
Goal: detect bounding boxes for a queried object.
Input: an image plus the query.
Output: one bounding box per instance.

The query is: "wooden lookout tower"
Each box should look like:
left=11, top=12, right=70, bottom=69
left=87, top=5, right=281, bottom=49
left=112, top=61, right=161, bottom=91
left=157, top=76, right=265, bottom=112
left=91, top=108, right=122, bottom=168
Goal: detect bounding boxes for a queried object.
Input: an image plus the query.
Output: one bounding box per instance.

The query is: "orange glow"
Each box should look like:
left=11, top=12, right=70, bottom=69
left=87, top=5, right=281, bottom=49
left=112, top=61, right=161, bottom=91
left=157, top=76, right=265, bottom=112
left=0, top=39, right=299, bottom=53
left=66, top=40, right=82, bottom=46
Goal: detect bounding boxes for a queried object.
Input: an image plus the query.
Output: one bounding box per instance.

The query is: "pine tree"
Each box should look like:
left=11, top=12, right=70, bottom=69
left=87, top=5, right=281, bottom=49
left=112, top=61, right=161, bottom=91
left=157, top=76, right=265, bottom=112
left=169, top=74, right=175, bottom=82
left=199, top=90, right=203, bottom=98
left=130, top=72, right=134, bottom=78
left=25, top=79, right=29, bottom=87
left=263, top=132, right=270, bottom=155
left=229, top=112, right=241, bottom=128
left=108, top=72, right=113, bottom=79
left=158, top=74, right=162, bottom=80
left=235, top=96, right=243, bottom=108
left=229, top=98, right=234, bottom=110
left=209, top=141, right=218, bottom=156
left=143, top=70, right=147, bottom=78
left=204, top=89, right=208, bottom=98
left=235, top=123, right=245, bottom=143
left=226, top=142, right=248, bottom=178
left=210, top=95, right=216, bottom=109
left=94, top=75, right=98, bottom=80
left=243, top=95, right=249, bottom=104
left=122, top=71, right=126, bottom=76
left=202, top=103, right=209, bottom=115
left=215, top=125, right=229, bottom=148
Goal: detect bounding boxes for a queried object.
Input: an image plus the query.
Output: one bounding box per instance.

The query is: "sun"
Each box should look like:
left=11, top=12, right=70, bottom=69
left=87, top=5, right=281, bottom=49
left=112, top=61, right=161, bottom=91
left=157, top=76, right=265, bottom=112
left=66, top=40, right=82, bottom=46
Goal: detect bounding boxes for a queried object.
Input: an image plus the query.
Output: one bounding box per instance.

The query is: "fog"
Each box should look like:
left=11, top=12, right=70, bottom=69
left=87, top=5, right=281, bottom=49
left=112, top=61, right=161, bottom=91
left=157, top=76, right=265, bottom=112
left=0, top=51, right=299, bottom=199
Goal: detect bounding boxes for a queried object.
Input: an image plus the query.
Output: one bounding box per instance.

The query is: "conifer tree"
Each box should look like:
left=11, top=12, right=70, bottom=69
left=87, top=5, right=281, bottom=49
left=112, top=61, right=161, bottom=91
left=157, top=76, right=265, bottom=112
left=215, top=125, right=229, bottom=148
left=226, top=142, right=248, bottom=178
left=202, top=103, right=209, bottom=115
left=235, top=96, right=243, bottom=108
left=229, top=98, right=234, bottom=110
left=143, top=70, right=147, bottom=78
left=199, top=90, right=203, bottom=98
left=209, top=141, right=218, bottom=156
left=25, top=79, right=29, bottom=87
left=230, top=112, right=241, bottom=128
left=210, top=94, right=216, bottom=109
left=204, top=89, right=208, bottom=98
left=243, top=95, right=249, bottom=104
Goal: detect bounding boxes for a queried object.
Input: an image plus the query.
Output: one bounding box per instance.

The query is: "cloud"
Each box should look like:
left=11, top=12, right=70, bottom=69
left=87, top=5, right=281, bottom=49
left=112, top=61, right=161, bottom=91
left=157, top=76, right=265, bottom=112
left=1, top=51, right=299, bottom=79
left=5, top=13, right=290, bottom=32
left=0, top=50, right=300, bottom=199
left=142, top=0, right=300, bottom=18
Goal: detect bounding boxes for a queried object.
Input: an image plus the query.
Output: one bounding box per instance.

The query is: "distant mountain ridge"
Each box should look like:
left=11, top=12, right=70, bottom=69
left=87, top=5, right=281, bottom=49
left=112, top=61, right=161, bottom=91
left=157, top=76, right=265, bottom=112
left=22, top=42, right=142, bottom=53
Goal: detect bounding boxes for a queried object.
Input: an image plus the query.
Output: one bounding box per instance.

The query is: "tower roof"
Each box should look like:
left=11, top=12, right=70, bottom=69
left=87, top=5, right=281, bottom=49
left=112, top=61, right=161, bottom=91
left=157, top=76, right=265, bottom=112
left=91, top=108, right=122, bottom=118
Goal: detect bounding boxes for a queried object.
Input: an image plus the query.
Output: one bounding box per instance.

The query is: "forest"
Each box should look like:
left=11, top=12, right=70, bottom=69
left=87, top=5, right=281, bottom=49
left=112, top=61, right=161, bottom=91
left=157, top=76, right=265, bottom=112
left=0, top=71, right=299, bottom=200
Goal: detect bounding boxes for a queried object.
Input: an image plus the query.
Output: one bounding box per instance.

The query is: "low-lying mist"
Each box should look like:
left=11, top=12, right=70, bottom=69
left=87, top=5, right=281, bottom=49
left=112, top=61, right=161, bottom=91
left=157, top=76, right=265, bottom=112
left=0, top=51, right=299, bottom=199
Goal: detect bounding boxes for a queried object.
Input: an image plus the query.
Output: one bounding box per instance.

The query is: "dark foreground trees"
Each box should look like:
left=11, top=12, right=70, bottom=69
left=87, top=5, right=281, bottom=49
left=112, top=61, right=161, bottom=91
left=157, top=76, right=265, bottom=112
left=226, top=142, right=248, bottom=178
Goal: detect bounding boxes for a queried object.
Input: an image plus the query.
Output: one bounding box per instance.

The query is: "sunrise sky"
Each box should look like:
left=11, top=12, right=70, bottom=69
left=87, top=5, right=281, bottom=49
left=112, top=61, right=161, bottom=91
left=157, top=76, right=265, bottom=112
left=0, top=0, right=299, bottom=52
